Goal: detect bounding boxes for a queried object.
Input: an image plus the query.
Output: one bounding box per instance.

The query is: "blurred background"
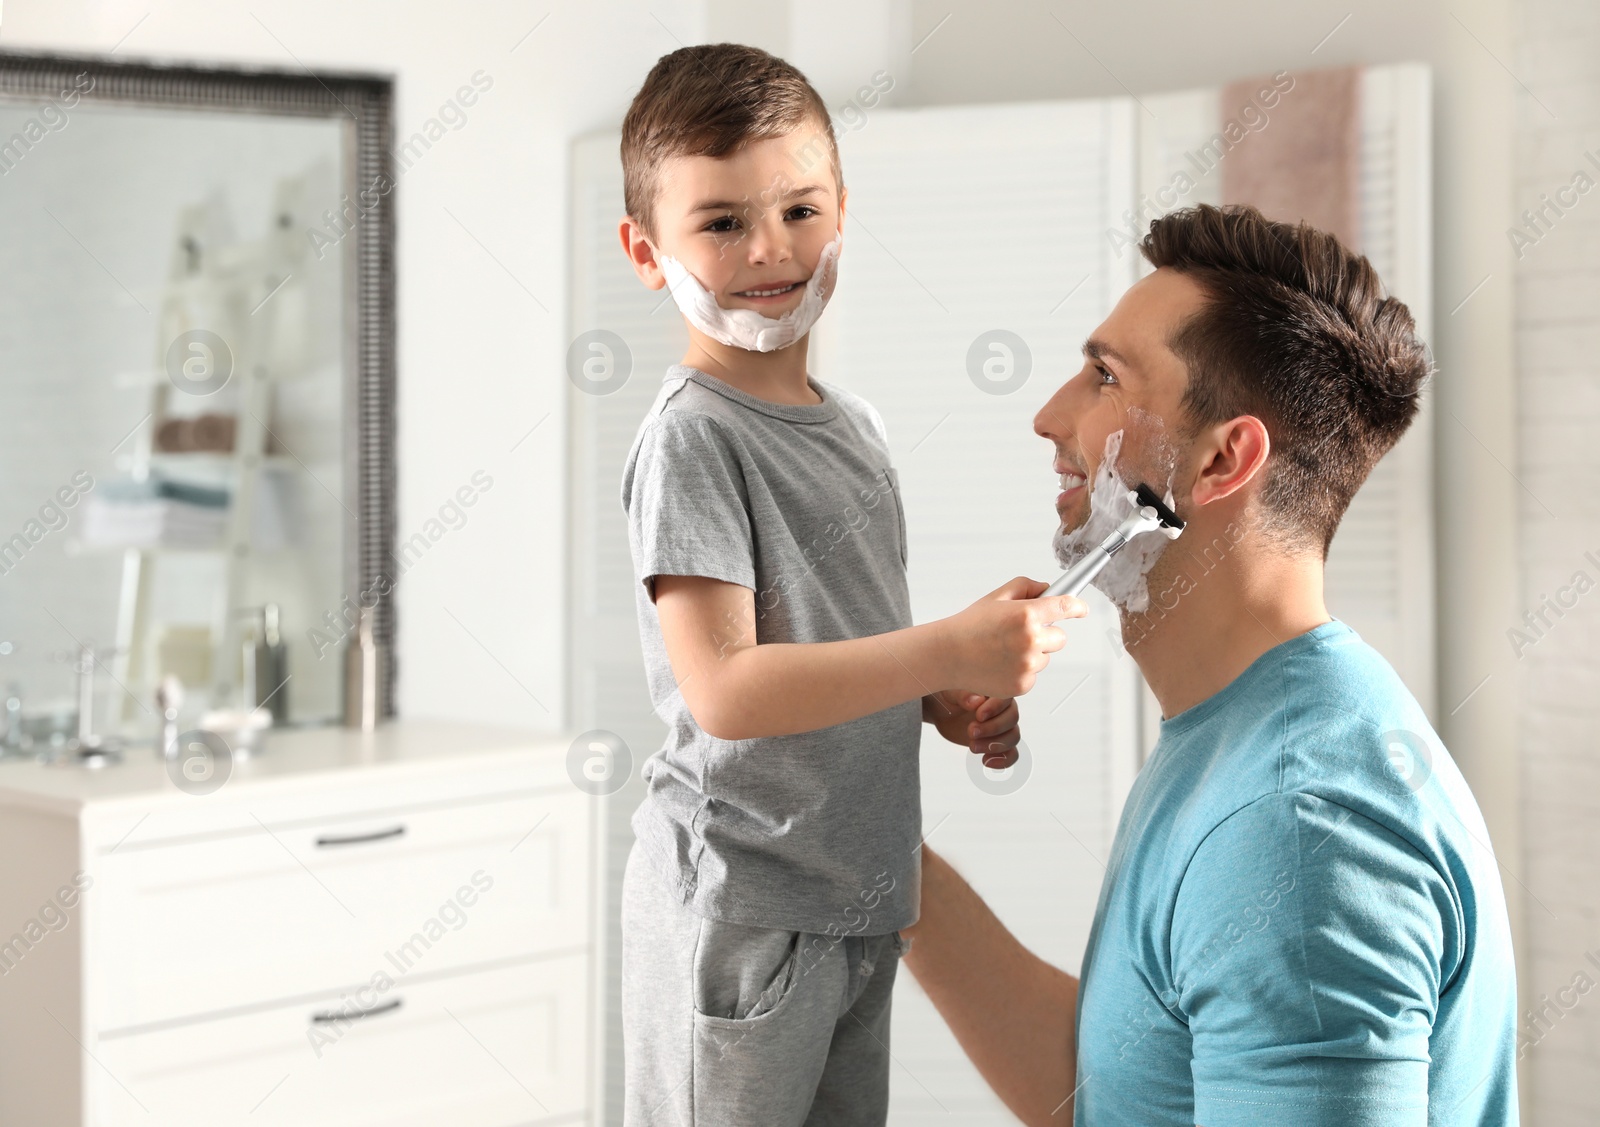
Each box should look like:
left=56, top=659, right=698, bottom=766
left=0, top=1, right=1593, bottom=1124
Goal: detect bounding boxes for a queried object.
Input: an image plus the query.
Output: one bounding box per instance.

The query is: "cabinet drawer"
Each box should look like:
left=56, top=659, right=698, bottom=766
left=94, top=791, right=591, bottom=1031
left=89, top=952, right=590, bottom=1126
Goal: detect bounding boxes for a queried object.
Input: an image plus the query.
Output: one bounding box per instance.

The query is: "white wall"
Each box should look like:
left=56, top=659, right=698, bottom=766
left=1512, top=0, right=1600, bottom=1122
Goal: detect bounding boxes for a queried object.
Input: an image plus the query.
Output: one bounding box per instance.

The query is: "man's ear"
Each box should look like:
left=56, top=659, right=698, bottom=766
left=618, top=215, right=666, bottom=290
left=1190, top=415, right=1271, bottom=507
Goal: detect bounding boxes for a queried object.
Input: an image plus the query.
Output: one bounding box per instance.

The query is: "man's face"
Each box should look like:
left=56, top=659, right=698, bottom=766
left=642, top=125, right=844, bottom=313
left=1033, top=268, right=1210, bottom=538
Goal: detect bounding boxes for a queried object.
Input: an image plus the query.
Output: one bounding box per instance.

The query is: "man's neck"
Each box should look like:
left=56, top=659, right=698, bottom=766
left=682, top=329, right=820, bottom=406
left=1122, top=532, right=1331, bottom=720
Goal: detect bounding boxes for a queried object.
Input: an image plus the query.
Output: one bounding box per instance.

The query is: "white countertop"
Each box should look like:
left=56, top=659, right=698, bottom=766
left=0, top=718, right=572, bottom=818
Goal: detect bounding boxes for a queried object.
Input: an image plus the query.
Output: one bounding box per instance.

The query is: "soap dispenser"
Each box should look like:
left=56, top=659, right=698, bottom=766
left=237, top=604, right=289, bottom=723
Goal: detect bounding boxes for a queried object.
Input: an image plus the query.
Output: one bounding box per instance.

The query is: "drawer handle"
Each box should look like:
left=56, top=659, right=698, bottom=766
left=314, top=824, right=406, bottom=847
left=311, top=997, right=403, bottom=1024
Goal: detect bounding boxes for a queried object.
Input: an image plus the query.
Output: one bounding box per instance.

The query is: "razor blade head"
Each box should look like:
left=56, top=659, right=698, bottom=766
left=1133, top=483, right=1185, bottom=537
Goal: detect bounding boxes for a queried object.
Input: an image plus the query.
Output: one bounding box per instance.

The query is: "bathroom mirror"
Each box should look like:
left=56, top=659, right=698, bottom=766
left=0, top=52, right=396, bottom=753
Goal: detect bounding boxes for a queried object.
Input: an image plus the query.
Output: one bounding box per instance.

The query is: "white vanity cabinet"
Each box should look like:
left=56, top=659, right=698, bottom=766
left=0, top=721, right=599, bottom=1127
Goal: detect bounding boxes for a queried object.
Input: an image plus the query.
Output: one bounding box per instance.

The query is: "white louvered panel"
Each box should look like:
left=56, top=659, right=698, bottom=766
left=567, top=133, right=680, bottom=738
left=566, top=133, right=676, bottom=1127
left=1325, top=63, right=1436, bottom=716
left=817, top=98, right=1141, bottom=1124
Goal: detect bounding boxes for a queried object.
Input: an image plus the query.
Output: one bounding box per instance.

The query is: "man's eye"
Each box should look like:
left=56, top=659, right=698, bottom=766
left=1097, top=365, right=1117, bottom=386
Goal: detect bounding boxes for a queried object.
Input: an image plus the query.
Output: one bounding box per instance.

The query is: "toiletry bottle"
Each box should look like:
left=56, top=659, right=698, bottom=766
left=156, top=675, right=184, bottom=757
left=343, top=604, right=385, bottom=731
left=238, top=607, right=271, bottom=719
left=262, top=603, right=289, bottom=725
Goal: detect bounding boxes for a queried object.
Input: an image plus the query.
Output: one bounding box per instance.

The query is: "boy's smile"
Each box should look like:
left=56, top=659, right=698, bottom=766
left=731, top=278, right=804, bottom=303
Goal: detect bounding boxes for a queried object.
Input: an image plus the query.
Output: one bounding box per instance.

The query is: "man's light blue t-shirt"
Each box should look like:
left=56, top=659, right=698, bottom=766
left=1075, top=621, right=1517, bottom=1126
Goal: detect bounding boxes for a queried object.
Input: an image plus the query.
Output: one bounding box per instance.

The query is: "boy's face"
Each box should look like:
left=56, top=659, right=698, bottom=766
left=1032, top=268, right=1208, bottom=538
left=624, top=123, right=845, bottom=316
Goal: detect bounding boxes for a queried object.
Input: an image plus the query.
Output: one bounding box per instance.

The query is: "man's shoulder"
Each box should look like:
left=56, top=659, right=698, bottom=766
left=1197, top=621, right=1432, bottom=800
left=1272, top=625, right=1445, bottom=809
left=1168, top=622, right=1478, bottom=881
left=1256, top=628, right=1503, bottom=942
left=1280, top=622, right=1426, bottom=729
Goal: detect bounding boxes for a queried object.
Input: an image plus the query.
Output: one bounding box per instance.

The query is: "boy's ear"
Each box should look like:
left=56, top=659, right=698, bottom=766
left=618, top=215, right=666, bottom=290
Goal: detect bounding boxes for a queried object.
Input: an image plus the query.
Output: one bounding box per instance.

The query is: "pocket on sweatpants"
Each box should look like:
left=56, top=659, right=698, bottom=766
left=691, top=928, right=842, bottom=1125
left=691, top=918, right=804, bottom=1025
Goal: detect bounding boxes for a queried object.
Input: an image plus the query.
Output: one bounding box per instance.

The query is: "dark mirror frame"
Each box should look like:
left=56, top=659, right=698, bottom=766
left=0, top=49, right=398, bottom=718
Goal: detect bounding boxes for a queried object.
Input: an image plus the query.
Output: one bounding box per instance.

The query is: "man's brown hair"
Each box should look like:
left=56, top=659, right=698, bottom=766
left=1140, top=204, right=1430, bottom=557
left=621, top=44, right=840, bottom=242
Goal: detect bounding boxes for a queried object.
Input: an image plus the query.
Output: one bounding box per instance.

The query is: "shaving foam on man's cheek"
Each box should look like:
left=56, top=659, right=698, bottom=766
left=656, top=231, right=842, bottom=352
left=1125, top=404, right=1181, bottom=495
left=1051, top=429, right=1178, bottom=613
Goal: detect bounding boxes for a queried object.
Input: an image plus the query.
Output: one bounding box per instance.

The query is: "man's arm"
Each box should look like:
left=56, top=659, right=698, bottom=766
left=654, top=574, right=1082, bottom=741
left=901, top=846, right=1081, bottom=1125
left=1174, top=793, right=1448, bottom=1126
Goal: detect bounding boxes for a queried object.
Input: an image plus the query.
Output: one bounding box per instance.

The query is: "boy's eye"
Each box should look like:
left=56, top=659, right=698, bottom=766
left=705, top=215, right=741, bottom=234
left=785, top=205, right=819, bottom=221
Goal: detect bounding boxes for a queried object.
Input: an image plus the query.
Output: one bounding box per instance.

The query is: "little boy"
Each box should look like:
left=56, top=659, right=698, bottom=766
left=616, top=44, right=1081, bottom=1126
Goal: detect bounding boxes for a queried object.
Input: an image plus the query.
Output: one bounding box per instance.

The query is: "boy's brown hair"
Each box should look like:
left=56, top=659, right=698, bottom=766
left=1140, top=204, right=1430, bottom=557
left=621, top=44, right=840, bottom=241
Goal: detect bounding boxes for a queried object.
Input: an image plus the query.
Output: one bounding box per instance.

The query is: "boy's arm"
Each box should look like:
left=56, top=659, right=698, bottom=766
left=902, top=846, right=1081, bottom=1126
left=653, top=573, right=1082, bottom=741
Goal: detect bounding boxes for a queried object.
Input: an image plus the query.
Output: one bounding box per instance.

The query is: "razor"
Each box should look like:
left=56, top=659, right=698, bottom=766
left=1043, top=483, right=1186, bottom=598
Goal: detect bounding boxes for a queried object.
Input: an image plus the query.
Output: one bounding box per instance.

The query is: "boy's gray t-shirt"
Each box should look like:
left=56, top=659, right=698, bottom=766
left=621, top=365, right=922, bottom=935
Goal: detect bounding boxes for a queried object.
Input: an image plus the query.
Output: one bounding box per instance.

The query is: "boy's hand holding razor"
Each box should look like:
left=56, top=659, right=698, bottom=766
left=934, top=576, right=1087, bottom=699
left=656, top=573, right=1085, bottom=743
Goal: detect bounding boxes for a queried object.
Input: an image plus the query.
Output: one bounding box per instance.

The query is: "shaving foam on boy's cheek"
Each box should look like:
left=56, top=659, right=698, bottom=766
left=656, top=231, right=842, bottom=352
left=1051, top=427, right=1179, bottom=614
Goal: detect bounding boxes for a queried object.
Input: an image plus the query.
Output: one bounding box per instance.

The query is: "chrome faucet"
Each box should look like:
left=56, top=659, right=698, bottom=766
left=38, top=643, right=126, bottom=768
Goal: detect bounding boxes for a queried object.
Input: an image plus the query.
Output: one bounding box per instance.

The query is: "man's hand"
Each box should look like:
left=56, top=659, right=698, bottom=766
left=923, top=690, right=1023, bottom=768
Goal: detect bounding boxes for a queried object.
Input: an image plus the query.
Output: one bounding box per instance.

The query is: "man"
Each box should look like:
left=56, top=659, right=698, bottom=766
left=902, top=205, right=1518, bottom=1126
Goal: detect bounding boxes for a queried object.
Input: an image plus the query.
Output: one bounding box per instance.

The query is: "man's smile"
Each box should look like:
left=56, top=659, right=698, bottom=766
left=1054, top=458, right=1089, bottom=513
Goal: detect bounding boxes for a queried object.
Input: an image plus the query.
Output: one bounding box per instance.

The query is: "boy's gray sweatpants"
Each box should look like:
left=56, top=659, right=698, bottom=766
left=621, top=843, right=907, bottom=1126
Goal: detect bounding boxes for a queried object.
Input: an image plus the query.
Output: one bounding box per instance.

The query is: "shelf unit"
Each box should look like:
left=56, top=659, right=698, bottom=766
left=110, top=181, right=312, bottom=727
